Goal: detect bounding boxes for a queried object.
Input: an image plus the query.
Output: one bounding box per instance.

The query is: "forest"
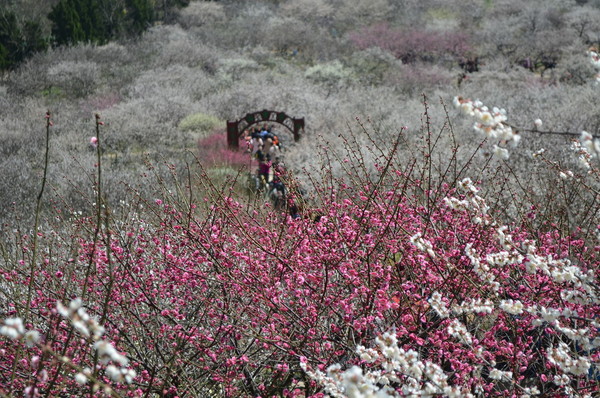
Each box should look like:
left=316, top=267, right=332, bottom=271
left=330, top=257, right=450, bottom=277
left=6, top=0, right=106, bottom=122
left=1, top=0, right=600, bottom=396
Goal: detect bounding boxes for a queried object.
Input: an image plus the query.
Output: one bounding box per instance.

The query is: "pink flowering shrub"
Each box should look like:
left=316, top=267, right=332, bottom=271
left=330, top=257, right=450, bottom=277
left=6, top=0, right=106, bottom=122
left=1, top=110, right=600, bottom=397
left=198, top=131, right=250, bottom=170
left=348, top=23, right=471, bottom=65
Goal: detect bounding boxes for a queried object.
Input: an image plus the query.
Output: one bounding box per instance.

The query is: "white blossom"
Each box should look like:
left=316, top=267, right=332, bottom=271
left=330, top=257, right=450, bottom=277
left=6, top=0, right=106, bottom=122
left=105, top=365, right=137, bottom=384
left=409, top=232, right=436, bottom=258
left=454, top=97, right=520, bottom=151
left=447, top=319, right=473, bottom=345
left=489, top=368, right=513, bottom=380
left=547, top=342, right=591, bottom=376
left=0, top=318, right=25, bottom=340
left=493, top=145, right=510, bottom=160
left=24, top=330, right=40, bottom=347
left=428, top=292, right=450, bottom=318
left=499, top=299, right=524, bottom=315
left=94, top=340, right=129, bottom=366
left=74, top=372, right=88, bottom=385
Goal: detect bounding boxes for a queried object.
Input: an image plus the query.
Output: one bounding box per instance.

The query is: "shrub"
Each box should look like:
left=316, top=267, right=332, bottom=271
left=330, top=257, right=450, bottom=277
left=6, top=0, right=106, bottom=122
left=257, top=16, right=344, bottom=62
left=217, top=57, right=261, bottom=84
left=348, top=22, right=471, bottom=65
left=178, top=112, right=223, bottom=134
left=176, top=1, right=227, bottom=29
left=197, top=131, right=250, bottom=170
left=330, top=0, right=393, bottom=32
left=46, top=60, right=100, bottom=98
left=305, top=60, right=354, bottom=91
left=474, top=0, right=581, bottom=72
left=279, top=0, right=334, bottom=24
left=345, top=47, right=400, bottom=86
left=138, top=24, right=220, bottom=70
left=384, top=62, right=456, bottom=95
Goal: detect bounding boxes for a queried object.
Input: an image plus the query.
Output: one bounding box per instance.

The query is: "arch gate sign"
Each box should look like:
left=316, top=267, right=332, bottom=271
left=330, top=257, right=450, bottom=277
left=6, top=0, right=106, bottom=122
left=227, top=109, right=305, bottom=149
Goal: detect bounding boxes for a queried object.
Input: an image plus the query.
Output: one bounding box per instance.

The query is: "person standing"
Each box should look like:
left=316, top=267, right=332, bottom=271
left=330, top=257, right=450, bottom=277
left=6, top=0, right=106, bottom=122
left=250, top=132, right=263, bottom=158
left=258, top=154, right=271, bottom=183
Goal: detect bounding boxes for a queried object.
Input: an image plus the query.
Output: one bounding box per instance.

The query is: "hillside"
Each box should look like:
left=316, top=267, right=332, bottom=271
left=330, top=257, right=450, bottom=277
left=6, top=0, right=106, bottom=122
left=0, top=0, right=598, bottom=225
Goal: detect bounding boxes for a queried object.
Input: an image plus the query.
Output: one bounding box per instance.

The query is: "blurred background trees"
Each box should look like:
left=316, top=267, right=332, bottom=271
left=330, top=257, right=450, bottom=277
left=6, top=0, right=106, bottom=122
left=0, top=0, right=191, bottom=70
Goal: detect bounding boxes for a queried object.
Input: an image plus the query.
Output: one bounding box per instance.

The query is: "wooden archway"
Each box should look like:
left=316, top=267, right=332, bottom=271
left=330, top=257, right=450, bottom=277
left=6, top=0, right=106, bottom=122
left=227, top=109, right=305, bottom=149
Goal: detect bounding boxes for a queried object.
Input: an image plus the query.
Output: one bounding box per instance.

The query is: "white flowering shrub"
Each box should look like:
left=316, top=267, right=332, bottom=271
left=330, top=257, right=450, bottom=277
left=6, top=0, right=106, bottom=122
left=588, top=47, right=600, bottom=83
left=176, top=1, right=227, bottom=29
left=47, top=60, right=100, bottom=98
left=330, top=0, right=393, bottom=31
left=178, top=112, right=222, bottom=133
left=305, top=60, right=354, bottom=91
left=279, top=0, right=334, bottom=23
left=345, top=48, right=400, bottom=86
left=0, top=299, right=136, bottom=395
left=217, top=57, right=262, bottom=84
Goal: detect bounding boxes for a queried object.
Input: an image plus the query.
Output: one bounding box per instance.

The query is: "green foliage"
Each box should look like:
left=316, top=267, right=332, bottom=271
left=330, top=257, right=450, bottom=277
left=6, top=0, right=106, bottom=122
left=49, top=0, right=115, bottom=46
left=49, top=0, right=93, bottom=46
left=40, top=86, right=63, bottom=99
left=0, top=10, right=47, bottom=70
left=21, top=20, right=48, bottom=54
left=178, top=112, right=222, bottom=133
left=154, top=0, right=190, bottom=22
left=48, top=0, right=155, bottom=46
left=0, top=12, right=22, bottom=54
left=0, top=43, right=9, bottom=69
left=126, top=0, right=154, bottom=34
left=305, top=60, right=354, bottom=89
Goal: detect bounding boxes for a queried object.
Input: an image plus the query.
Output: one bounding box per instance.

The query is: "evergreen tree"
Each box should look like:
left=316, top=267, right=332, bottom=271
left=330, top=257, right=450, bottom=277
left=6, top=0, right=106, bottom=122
left=126, top=0, right=154, bottom=35
left=22, top=20, right=48, bottom=56
left=0, top=0, right=190, bottom=69
left=0, top=43, right=10, bottom=70
left=49, top=0, right=156, bottom=45
left=96, top=0, right=126, bottom=40
left=49, top=0, right=85, bottom=46
left=78, top=0, right=112, bottom=44
left=0, top=10, right=47, bottom=70
left=0, top=11, right=22, bottom=61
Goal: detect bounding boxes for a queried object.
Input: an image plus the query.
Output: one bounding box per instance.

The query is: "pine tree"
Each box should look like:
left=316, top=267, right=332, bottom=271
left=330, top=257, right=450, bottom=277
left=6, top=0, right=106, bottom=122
left=49, top=0, right=85, bottom=46
left=0, top=11, right=22, bottom=62
left=0, top=10, right=47, bottom=70
left=126, top=0, right=154, bottom=35
left=0, top=43, right=10, bottom=70
left=22, top=20, right=47, bottom=56
left=96, top=0, right=125, bottom=40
